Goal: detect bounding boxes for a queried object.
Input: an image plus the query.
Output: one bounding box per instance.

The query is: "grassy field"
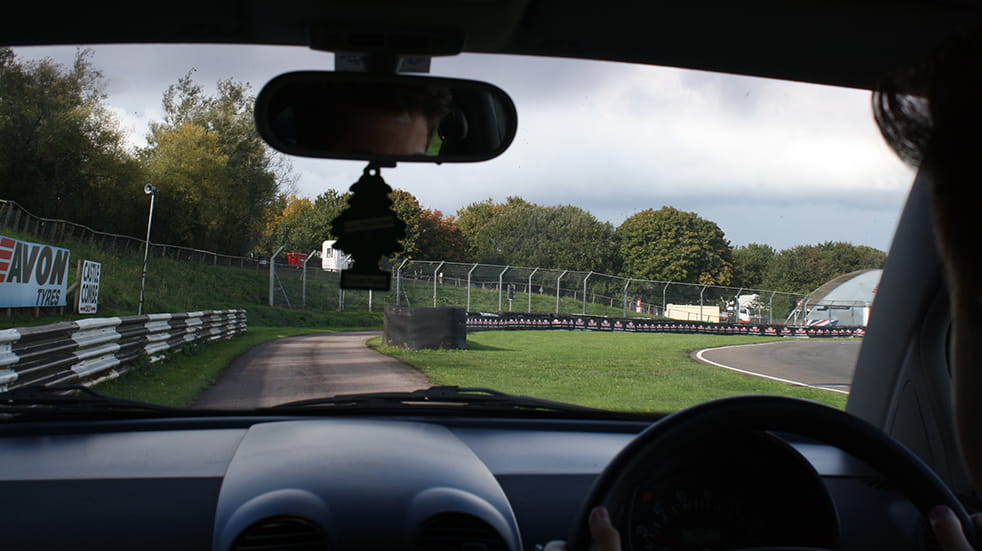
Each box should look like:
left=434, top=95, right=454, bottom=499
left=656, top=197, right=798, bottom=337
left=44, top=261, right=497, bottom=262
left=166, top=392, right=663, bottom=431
left=371, top=331, right=848, bottom=413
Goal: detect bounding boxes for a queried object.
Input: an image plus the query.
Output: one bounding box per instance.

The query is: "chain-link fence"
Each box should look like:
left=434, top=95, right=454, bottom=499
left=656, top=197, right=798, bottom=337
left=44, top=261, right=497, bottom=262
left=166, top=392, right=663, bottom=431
left=1, top=199, right=808, bottom=323
left=388, top=260, right=807, bottom=325
left=0, top=200, right=259, bottom=268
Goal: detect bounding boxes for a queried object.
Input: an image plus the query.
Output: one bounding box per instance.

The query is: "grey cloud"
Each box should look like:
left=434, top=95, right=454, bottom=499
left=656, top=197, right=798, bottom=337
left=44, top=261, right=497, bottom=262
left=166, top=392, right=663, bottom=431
left=679, top=70, right=762, bottom=117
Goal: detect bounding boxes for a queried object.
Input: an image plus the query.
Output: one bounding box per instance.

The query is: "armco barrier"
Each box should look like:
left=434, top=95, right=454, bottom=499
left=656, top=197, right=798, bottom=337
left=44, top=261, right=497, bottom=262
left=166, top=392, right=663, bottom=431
left=466, top=312, right=865, bottom=338
left=0, top=309, right=247, bottom=391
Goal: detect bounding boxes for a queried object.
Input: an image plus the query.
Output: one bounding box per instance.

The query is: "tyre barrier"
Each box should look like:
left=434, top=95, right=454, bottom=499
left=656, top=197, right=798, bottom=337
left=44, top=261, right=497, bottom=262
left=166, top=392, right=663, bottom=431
left=384, top=306, right=467, bottom=350
left=0, top=309, right=247, bottom=391
left=466, top=312, right=865, bottom=338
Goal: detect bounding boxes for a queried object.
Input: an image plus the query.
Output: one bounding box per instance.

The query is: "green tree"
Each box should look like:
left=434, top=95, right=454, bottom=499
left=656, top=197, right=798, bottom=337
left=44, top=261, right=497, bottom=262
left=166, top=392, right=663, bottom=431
left=763, top=241, right=886, bottom=293
left=456, top=199, right=616, bottom=270
left=732, top=243, right=776, bottom=289
left=416, top=209, right=473, bottom=262
left=257, top=189, right=350, bottom=253
left=141, top=71, right=292, bottom=252
left=616, top=206, right=734, bottom=284
left=455, top=197, right=535, bottom=263
left=0, top=48, right=143, bottom=231
left=389, top=189, right=423, bottom=258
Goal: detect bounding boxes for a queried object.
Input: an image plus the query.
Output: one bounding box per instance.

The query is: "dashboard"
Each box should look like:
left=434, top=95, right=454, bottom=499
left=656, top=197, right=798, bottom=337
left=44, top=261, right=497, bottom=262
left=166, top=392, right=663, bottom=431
left=0, top=414, right=929, bottom=551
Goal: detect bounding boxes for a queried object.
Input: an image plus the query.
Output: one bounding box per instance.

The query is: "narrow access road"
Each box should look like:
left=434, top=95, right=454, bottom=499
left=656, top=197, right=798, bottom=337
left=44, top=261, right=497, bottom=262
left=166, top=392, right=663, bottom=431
left=695, top=340, right=861, bottom=393
left=193, top=331, right=430, bottom=409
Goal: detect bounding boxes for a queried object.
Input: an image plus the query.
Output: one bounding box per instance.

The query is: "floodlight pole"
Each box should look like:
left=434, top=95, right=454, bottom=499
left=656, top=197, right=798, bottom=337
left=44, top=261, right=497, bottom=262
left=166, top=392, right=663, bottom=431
left=528, top=267, right=539, bottom=313
left=138, top=185, right=158, bottom=315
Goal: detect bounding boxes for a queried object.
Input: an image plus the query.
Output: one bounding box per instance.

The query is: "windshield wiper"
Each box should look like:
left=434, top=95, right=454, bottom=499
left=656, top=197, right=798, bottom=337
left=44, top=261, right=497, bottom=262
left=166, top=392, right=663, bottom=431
left=269, top=386, right=618, bottom=416
left=0, top=384, right=181, bottom=415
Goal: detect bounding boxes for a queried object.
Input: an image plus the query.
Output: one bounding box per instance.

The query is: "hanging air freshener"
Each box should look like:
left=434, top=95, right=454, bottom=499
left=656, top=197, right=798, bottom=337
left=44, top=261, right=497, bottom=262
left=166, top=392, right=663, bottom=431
left=331, top=164, right=406, bottom=290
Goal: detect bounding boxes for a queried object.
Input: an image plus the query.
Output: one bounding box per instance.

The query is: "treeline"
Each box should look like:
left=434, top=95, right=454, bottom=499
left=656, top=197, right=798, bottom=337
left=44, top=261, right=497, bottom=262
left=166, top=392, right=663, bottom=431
left=268, top=194, right=885, bottom=294
left=0, top=48, right=289, bottom=253
left=0, top=49, right=885, bottom=295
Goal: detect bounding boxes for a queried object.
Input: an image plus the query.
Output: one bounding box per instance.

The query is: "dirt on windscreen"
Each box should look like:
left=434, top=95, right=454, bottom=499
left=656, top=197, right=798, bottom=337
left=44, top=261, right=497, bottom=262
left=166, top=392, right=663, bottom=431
left=192, top=331, right=430, bottom=409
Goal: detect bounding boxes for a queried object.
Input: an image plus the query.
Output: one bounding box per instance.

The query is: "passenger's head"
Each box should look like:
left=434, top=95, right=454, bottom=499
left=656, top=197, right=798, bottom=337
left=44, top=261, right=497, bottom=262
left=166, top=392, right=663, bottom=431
left=873, top=26, right=982, bottom=491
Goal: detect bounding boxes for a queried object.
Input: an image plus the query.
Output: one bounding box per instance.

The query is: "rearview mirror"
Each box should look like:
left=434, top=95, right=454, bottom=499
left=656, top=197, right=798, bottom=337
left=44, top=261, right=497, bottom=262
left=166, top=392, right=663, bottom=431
left=255, top=72, right=518, bottom=163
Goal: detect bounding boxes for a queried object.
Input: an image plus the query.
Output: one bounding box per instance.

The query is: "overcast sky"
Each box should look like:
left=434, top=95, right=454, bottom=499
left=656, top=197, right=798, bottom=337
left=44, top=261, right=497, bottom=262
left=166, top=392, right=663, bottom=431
left=16, top=44, right=915, bottom=252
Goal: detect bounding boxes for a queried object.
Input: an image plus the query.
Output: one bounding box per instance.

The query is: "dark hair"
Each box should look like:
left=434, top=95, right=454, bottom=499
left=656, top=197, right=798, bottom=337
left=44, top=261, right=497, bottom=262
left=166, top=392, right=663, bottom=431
left=873, top=27, right=982, bottom=280
left=873, top=28, right=982, bottom=168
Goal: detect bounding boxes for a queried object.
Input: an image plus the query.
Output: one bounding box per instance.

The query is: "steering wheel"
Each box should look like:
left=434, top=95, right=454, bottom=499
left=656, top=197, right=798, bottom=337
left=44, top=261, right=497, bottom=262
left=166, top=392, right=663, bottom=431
left=568, top=395, right=976, bottom=551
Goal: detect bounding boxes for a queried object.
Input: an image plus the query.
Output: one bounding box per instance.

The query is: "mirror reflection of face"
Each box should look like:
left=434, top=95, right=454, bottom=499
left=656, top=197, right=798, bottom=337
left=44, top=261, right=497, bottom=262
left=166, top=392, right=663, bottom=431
left=338, top=109, right=430, bottom=156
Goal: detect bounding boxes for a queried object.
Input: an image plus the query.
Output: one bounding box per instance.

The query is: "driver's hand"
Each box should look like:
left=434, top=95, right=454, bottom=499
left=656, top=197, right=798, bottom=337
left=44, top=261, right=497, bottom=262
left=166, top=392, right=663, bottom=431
left=931, top=505, right=982, bottom=551
left=542, top=506, right=621, bottom=551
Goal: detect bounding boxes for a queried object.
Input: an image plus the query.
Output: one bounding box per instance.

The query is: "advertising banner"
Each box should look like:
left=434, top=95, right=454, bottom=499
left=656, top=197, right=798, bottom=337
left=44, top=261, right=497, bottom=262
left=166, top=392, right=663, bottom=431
left=0, top=235, right=71, bottom=307
left=76, top=260, right=101, bottom=314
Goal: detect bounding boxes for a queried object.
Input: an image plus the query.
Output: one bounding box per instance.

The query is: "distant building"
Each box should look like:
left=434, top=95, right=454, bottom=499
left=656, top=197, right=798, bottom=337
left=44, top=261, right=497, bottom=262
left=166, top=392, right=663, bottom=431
left=790, top=269, right=881, bottom=327
left=321, top=240, right=351, bottom=272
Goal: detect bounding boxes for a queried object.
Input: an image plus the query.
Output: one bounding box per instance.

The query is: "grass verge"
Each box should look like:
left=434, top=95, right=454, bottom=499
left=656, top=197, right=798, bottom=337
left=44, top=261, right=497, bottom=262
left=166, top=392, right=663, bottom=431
left=370, top=331, right=848, bottom=413
left=97, top=326, right=343, bottom=407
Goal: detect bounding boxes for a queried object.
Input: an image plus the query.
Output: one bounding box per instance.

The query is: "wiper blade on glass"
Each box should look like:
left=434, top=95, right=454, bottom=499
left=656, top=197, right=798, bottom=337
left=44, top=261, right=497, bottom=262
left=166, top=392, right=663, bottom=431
left=0, top=384, right=181, bottom=414
left=270, top=385, right=610, bottom=415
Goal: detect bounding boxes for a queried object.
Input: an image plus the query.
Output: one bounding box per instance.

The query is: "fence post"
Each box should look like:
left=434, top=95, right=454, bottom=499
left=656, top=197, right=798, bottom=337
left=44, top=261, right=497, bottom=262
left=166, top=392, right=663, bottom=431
left=769, top=292, right=775, bottom=324
left=582, top=272, right=593, bottom=314
left=622, top=278, right=632, bottom=317
left=395, top=259, right=408, bottom=307
left=699, top=285, right=707, bottom=322
left=432, top=261, right=445, bottom=308
left=301, top=250, right=318, bottom=308
left=555, top=270, right=568, bottom=314
left=269, top=246, right=285, bottom=307
left=731, top=288, right=743, bottom=324
left=662, top=282, right=670, bottom=316
left=498, top=266, right=510, bottom=312
left=527, top=267, right=539, bottom=313
left=466, top=263, right=478, bottom=312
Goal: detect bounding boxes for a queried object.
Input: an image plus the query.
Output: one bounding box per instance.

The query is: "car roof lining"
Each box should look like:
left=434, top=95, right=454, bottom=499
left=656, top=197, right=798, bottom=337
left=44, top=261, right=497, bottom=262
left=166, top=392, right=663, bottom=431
left=3, top=0, right=980, bottom=90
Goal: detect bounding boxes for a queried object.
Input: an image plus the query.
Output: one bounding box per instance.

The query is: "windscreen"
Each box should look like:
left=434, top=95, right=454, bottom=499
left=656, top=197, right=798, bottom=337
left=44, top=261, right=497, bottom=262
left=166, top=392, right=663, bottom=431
left=0, top=44, right=913, bottom=413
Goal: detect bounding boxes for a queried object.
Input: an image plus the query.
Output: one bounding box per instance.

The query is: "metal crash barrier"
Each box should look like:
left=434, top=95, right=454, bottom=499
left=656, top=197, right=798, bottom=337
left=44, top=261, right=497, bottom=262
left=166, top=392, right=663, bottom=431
left=466, top=312, right=865, bottom=338
left=0, top=309, right=247, bottom=391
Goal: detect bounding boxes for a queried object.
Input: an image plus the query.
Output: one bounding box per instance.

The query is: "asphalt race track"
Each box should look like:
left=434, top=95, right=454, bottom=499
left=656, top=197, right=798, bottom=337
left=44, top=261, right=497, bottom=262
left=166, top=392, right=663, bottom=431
left=695, top=340, right=862, bottom=393
left=193, top=331, right=429, bottom=409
